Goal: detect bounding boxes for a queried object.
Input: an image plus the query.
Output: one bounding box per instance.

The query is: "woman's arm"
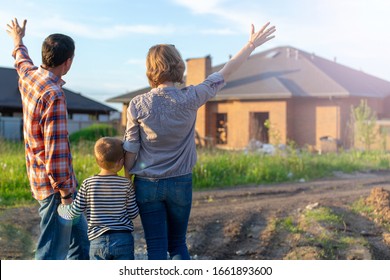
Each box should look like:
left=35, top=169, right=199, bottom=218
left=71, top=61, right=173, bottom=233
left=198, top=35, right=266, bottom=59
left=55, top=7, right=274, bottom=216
left=124, top=152, right=137, bottom=179
left=218, top=22, right=276, bottom=81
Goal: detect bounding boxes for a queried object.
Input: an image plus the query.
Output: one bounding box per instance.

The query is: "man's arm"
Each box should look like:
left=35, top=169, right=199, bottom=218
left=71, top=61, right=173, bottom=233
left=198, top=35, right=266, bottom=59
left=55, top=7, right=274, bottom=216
left=43, top=96, right=75, bottom=205
left=7, top=18, right=37, bottom=77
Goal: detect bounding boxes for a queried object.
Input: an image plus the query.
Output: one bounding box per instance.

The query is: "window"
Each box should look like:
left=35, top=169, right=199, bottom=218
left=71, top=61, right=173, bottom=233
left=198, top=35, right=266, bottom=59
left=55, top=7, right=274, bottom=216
left=216, top=113, right=228, bottom=144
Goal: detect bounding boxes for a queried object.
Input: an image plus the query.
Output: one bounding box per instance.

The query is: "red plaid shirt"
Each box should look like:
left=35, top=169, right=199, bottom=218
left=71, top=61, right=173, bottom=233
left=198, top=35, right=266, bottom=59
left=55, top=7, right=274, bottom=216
left=13, top=45, right=77, bottom=200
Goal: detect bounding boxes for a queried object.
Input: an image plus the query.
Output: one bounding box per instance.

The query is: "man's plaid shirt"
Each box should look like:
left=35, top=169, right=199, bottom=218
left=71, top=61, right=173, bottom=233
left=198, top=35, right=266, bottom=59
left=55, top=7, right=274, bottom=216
left=13, top=45, right=77, bottom=200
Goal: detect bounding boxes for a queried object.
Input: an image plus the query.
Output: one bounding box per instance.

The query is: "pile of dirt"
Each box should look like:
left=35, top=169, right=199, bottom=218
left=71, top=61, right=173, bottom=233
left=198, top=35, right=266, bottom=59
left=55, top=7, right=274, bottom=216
left=364, top=187, right=390, bottom=225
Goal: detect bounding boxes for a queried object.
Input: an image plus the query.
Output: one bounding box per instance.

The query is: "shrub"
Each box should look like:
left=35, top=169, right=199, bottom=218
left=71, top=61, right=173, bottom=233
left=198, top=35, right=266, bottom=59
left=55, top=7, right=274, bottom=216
left=69, top=124, right=118, bottom=143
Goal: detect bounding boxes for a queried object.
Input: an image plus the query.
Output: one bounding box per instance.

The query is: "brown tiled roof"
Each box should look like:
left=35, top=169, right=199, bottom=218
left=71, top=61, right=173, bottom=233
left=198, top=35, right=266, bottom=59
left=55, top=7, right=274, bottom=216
left=214, top=46, right=390, bottom=101
left=0, top=67, right=117, bottom=113
left=108, top=46, right=390, bottom=104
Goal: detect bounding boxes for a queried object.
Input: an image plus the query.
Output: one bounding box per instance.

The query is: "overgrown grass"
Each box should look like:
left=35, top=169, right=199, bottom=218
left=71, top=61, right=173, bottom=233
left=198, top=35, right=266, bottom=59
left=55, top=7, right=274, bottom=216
left=1, top=137, right=390, bottom=207
left=193, top=148, right=390, bottom=189
left=0, top=141, right=32, bottom=206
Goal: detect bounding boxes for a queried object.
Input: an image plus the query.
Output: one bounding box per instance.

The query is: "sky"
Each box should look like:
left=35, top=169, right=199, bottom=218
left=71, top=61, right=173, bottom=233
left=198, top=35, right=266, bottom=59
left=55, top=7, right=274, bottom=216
left=0, top=0, right=389, bottom=112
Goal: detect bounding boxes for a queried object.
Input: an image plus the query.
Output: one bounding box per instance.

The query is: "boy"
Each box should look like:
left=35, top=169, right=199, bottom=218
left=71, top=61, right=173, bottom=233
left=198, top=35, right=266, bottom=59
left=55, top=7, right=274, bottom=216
left=58, top=137, right=139, bottom=260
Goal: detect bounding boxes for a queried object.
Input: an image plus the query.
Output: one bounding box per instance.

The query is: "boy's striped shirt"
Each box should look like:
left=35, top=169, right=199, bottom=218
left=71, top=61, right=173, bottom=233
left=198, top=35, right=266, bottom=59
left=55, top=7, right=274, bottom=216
left=60, top=175, right=139, bottom=240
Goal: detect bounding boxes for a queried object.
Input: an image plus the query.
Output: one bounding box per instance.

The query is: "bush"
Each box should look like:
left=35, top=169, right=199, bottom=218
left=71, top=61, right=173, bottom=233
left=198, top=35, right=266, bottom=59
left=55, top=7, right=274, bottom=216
left=69, top=124, right=119, bottom=143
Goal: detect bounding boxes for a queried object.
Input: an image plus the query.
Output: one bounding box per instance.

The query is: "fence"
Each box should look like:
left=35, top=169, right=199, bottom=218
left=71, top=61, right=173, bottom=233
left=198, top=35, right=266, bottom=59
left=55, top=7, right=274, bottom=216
left=0, top=116, right=114, bottom=141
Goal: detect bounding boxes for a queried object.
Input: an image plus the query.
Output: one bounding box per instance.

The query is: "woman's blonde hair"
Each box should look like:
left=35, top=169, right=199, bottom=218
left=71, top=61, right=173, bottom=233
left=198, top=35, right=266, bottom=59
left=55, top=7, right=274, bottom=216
left=146, top=44, right=185, bottom=88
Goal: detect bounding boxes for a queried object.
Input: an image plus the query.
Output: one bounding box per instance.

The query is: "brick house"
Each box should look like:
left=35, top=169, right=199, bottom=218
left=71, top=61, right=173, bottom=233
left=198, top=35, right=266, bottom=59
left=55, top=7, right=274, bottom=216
left=107, top=46, right=390, bottom=151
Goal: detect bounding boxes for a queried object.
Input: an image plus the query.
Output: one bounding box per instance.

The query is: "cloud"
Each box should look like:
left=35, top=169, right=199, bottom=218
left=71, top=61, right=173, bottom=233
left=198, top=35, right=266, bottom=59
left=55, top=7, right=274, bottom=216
left=35, top=16, right=177, bottom=39
left=172, top=0, right=271, bottom=31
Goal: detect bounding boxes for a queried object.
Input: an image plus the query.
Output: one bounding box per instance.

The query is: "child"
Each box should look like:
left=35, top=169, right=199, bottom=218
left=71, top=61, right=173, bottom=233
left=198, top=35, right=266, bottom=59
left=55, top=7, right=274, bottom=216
left=58, top=137, right=139, bottom=260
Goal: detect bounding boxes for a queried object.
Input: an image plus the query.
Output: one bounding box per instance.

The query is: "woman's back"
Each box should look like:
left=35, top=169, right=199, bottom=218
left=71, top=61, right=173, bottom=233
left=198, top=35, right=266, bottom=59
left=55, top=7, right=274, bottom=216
left=124, top=73, right=225, bottom=178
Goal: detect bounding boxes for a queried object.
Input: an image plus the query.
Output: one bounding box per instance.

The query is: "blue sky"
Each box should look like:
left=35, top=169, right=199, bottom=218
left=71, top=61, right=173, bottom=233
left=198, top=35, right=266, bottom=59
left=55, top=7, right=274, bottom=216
left=1, top=0, right=389, bottom=111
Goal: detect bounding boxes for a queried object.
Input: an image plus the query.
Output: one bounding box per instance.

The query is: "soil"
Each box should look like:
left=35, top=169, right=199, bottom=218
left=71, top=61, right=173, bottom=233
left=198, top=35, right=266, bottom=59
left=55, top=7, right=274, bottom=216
left=1, top=170, right=390, bottom=260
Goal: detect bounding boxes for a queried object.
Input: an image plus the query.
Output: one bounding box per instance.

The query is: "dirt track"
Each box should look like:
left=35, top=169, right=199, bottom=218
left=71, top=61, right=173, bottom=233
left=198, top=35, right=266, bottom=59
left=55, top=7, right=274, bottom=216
left=185, top=171, right=390, bottom=259
left=1, top=171, right=390, bottom=260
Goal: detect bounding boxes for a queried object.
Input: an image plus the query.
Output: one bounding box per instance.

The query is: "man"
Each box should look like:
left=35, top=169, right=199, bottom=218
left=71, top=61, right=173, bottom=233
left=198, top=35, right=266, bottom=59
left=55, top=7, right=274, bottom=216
left=6, top=18, right=89, bottom=260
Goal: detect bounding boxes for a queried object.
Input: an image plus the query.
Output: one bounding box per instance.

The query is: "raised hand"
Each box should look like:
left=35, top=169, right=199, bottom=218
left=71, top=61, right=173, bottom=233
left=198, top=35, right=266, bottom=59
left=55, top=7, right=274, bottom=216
left=6, top=18, right=27, bottom=46
left=249, top=22, right=276, bottom=48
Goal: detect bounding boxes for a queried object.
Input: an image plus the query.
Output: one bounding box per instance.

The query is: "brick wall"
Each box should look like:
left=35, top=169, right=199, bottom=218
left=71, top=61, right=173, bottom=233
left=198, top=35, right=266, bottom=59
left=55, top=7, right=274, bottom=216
left=186, top=56, right=212, bottom=141
left=206, top=99, right=288, bottom=149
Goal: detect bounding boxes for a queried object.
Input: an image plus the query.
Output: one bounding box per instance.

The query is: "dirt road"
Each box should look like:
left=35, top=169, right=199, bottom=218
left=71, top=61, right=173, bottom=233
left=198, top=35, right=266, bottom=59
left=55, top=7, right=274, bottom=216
left=1, top=171, right=390, bottom=260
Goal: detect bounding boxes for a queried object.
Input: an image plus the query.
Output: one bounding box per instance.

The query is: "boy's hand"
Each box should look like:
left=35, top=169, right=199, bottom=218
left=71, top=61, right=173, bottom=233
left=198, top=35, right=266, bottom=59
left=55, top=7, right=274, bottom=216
left=6, top=18, right=27, bottom=47
left=57, top=204, right=73, bottom=220
left=61, top=197, right=73, bottom=205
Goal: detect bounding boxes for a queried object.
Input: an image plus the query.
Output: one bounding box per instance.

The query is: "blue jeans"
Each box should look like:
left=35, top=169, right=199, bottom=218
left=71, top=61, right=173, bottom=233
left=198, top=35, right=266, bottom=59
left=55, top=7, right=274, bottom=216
left=90, top=231, right=134, bottom=260
left=35, top=192, right=89, bottom=260
left=135, top=173, right=192, bottom=260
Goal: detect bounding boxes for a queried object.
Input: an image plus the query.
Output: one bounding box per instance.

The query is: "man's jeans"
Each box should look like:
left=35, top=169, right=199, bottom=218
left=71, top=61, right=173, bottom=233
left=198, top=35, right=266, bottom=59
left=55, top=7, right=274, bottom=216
left=35, top=192, right=89, bottom=260
left=90, top=231, right=134, bottom=260
left=135, top=173, right=192, bottom=260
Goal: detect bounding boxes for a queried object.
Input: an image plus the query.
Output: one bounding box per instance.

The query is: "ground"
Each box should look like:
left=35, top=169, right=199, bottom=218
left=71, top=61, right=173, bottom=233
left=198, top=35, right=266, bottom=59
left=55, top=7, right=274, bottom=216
left=1, top=171, right=390, bottom=260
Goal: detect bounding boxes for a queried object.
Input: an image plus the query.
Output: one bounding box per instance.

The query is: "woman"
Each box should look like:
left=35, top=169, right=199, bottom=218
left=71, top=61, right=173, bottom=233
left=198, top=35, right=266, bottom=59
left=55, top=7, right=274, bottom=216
left=124, top=22, right=276, bottom=260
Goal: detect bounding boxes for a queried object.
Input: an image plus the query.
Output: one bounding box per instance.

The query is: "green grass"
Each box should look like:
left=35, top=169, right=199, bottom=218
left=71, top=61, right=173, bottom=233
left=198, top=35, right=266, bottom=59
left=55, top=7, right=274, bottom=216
left=1, top=136, right=390, bottom=207
left=350, top=198, right=375, bottom=215
left=69, top=123, right=118, bottom=143
left=193, top=148, right=390, bottom=189
left=301, top=207, right=345, bottom=259
left=277, top=216, right=302, bottom=234
left=304, top=207, right=344, bottom=226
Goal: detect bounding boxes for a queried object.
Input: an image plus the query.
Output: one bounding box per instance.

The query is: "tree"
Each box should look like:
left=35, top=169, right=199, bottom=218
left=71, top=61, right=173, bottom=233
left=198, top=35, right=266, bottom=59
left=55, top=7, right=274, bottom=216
left=350, top=99, right=377, bottom=151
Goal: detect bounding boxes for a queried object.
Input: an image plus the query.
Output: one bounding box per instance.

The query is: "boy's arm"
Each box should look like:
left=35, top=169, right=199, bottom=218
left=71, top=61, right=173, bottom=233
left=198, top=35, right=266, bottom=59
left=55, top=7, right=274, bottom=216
left=57, top=183, right=87, bottom=220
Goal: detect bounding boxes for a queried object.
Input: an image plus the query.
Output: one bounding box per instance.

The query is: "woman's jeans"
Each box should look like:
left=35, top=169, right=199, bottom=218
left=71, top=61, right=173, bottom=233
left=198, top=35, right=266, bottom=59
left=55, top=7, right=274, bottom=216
left=90, top=231, right=134, bottom=260
left=135, top=173, right=192, bottom=260
left=36, top=192, right=90, bottom=260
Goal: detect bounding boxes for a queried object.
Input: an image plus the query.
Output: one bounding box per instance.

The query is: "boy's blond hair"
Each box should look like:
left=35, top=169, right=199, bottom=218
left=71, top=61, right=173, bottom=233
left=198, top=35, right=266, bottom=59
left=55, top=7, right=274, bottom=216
left=146, top=44, right=185, bottom=88
left=94, top=137, right=124, bottom=170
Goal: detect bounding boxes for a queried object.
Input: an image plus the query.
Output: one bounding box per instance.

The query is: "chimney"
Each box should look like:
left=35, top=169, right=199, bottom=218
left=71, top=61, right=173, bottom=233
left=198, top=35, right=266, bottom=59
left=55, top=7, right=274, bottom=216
left=295, top=49, right=299, bottom=60
left=185, top=55, right=212, bottom=86
left=186, top=56, right=212, bottom=141
left=286, top=48, right=290, bottom=58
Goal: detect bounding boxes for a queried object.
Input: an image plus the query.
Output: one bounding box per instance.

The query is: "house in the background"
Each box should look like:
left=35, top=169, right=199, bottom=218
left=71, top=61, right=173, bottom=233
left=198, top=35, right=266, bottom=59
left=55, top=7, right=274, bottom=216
left=107, top=46, right=390, bottom=151
left=0, top=67, right=118, bottom=140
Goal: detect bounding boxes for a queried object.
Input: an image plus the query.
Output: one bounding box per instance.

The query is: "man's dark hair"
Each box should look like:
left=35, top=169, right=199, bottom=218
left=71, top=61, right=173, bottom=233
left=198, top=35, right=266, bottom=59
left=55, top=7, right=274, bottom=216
left=41, top=33, right=75, bottom=68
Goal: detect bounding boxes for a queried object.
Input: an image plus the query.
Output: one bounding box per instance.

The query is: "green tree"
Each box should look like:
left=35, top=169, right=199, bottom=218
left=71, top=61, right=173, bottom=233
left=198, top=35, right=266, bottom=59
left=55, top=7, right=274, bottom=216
left=350, top=99, right=377, bottom=151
